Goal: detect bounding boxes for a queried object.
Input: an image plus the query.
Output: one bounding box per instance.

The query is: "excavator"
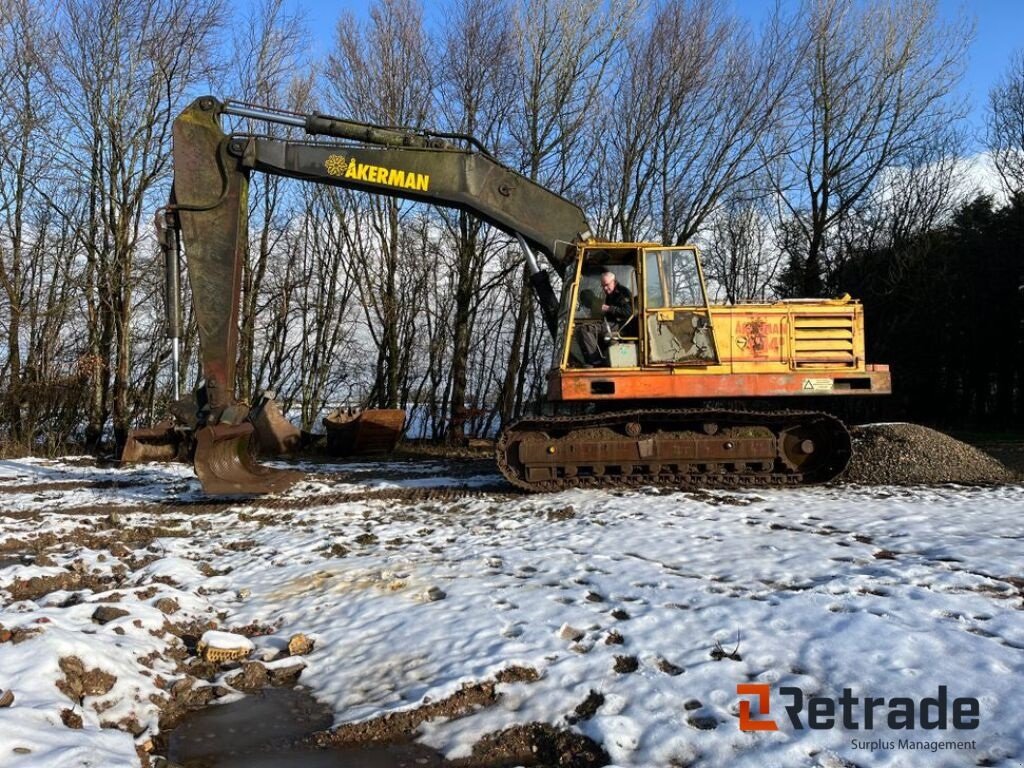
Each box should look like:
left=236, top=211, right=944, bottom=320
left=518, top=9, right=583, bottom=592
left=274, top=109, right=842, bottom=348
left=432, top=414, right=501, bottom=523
left=123, top=95, right=890, bottom=494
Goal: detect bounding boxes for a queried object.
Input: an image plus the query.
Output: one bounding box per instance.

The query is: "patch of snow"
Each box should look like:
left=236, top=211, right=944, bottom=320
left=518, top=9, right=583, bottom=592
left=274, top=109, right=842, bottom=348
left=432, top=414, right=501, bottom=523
left=199, top=630, right=254, bottom=652
left=0, top=458, right=1021, bottom=767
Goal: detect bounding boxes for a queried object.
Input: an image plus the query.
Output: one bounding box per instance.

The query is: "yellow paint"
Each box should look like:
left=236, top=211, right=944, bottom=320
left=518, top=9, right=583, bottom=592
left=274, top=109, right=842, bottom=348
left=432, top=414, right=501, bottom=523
left=560, top=253, right=587, bottom=369
left=710, top=302, right=864, bottom=372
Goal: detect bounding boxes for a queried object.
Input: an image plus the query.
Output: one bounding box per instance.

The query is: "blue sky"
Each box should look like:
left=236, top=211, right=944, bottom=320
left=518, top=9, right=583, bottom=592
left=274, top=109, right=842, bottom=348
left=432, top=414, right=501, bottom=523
left=290, top=0, right=1021, bottom=149
left=727, top=0, right=1023, bottom=147
left=948, top=0, right=1023, bottom=114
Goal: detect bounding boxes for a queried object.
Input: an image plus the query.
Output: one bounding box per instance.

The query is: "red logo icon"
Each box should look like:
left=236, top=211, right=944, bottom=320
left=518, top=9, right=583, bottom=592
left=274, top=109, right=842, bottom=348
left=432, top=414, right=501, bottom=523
left=738, top=683, right=779, bottom=731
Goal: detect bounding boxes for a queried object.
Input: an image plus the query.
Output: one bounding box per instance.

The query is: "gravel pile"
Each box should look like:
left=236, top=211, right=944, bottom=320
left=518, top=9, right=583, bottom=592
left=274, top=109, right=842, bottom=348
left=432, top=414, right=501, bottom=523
left=842, top=422, right=1016, bottom=485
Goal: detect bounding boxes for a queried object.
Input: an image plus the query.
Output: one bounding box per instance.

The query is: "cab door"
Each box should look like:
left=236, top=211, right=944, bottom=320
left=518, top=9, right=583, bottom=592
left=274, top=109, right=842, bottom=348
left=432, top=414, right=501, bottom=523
left=641, top=246, right=719, bottom=365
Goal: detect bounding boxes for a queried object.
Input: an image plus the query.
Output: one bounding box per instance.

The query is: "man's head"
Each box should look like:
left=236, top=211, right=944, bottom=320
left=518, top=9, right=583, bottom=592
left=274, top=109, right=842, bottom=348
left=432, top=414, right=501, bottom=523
left=601, top=271, right=617, bottom=295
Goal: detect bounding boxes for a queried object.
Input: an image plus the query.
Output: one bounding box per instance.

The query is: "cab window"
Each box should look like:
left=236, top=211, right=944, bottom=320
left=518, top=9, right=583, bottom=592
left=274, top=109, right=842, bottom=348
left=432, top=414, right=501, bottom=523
left=644, top=248, right=704, bottom=308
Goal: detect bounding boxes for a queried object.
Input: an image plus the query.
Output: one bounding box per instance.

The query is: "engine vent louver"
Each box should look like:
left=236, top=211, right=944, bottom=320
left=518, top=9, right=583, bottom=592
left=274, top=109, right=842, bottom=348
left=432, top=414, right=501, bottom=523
left=791, top=314, right=856, bottom=368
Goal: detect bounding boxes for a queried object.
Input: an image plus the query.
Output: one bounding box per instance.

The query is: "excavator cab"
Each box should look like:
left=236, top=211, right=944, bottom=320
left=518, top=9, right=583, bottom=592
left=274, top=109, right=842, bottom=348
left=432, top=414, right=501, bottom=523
left=560, top=244, right=719, bottom=371
left=562, top=246, right=641, bottom=369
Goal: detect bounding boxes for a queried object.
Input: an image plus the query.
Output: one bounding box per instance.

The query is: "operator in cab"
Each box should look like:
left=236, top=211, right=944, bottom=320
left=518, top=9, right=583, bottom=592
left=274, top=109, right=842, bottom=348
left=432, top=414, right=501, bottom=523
left=576, top=271, right=634, bottom=367
left=599, top=271, right=632, bottom=325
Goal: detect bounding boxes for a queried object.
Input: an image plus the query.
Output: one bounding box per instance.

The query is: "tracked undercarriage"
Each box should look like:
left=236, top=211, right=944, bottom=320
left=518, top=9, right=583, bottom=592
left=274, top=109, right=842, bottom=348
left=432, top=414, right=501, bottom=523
left=497, top=409, right=852, bottom=492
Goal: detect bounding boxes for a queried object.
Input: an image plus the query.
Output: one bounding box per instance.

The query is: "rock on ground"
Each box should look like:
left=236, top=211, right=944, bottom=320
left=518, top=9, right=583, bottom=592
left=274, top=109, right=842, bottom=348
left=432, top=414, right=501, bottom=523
left=843, top=423, right=1016, bottom=485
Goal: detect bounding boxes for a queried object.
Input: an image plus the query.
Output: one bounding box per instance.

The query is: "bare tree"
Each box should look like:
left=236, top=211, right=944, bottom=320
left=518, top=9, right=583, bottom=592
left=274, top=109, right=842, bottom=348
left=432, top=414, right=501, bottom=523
left=703, top=193, right=782, bottom=303
left=987, top=50, right=1024, bottom=196
left=323, top=0, right=433, bottom=410
left=0, top=0, right=56, bottom=445
left=270, top=187, right=355, bottom=428
left=435, top=0, right=517, bottom=442
left=588, top=0, right=798, bottom=246
left=228, top=0, right=312, bottom=402
left=51, top=0, right=223, bottom=451
left=768, top=0, right=969, bottom=296
left=846, top=120, right=967, bottom=254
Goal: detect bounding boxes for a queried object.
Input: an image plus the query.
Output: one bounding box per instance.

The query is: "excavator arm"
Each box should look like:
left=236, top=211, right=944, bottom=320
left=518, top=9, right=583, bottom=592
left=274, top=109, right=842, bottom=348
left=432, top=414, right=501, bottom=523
left=132, top=95, right=592, bottom=494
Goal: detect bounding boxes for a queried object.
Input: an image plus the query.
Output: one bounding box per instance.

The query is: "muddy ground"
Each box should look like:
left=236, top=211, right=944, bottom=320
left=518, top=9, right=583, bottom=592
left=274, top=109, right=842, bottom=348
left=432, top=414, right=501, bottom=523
left=0, top=424, right=1019, bottom=767
left=0, top=499, right=609, bottom=768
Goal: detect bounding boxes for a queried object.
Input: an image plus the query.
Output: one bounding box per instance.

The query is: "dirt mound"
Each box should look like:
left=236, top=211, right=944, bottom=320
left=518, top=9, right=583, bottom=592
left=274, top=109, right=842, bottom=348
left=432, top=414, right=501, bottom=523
left=452, top=723, right=609, bottom=768
left=843, top=423, right=1016, bottom=485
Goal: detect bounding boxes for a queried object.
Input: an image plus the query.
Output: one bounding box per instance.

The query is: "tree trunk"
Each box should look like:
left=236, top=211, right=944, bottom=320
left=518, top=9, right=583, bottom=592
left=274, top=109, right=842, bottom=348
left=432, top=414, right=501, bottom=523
left=498, top=270, right=532, bottom=427
left=446, top=214, right=478, bottom=444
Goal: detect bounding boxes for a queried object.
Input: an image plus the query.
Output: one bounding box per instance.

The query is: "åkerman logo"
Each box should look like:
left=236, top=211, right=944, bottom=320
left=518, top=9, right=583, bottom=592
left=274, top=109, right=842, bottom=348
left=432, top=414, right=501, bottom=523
left=736, top=684, right=980, bottom=732
left=324, top=154, right=349, bottom=176
left=323, top=154, right=430, bottom=192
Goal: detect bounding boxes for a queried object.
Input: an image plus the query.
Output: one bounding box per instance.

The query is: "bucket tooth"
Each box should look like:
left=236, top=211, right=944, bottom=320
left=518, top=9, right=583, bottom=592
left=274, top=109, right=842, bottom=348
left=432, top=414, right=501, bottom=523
left=193, top=422, right=301, bottom=495
left=122, top=421, right=184, bottom=464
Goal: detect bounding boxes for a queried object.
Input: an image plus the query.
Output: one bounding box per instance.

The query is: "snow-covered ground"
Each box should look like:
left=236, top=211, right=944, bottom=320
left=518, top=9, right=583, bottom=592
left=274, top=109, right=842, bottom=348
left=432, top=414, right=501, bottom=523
left=0, top=457, right=1022, bottom=767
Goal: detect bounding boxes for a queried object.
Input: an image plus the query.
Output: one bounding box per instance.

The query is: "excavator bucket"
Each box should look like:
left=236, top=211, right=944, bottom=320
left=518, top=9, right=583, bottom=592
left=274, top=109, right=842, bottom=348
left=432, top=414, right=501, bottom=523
left=122, top=421, right=185, bottom=464
left=250, top=395, right=302, bottom=456
left=323, top=408, right=406, bottom=456
left=193, top=422, right=301, bottom=495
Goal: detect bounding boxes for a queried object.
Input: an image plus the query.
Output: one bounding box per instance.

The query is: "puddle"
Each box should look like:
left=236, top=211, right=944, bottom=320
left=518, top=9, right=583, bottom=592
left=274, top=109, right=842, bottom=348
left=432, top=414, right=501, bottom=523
left=188, top=743, right=445, bottom=767
left=165, top=686, right=444, bottom=767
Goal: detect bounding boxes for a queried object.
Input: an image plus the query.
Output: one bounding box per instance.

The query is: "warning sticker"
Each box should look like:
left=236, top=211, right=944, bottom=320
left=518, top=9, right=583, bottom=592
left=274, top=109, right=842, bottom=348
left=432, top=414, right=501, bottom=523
left=802, top=378, right=834, bottom=392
